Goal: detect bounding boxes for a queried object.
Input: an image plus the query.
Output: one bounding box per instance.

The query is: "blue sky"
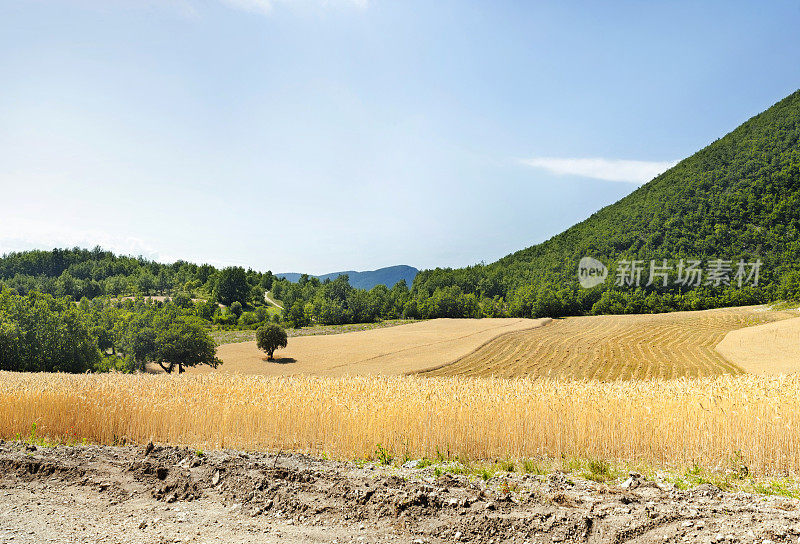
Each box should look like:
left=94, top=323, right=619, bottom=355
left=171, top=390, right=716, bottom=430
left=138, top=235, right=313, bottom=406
left=1, top=1, right=799, bottom=274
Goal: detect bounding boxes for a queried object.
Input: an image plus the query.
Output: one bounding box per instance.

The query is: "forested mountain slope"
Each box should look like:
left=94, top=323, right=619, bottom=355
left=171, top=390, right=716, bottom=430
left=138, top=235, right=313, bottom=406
left=413, top=90, right=800, bottom=317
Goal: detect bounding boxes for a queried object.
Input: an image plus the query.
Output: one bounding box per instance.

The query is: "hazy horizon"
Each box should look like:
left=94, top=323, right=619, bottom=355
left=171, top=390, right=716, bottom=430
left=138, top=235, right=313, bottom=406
left=2, top=0, right=799, bottom=274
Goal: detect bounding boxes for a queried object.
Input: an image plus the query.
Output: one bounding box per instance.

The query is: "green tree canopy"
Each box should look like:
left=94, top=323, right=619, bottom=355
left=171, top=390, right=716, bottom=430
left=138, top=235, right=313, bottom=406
left=152, top=313, right=220, bottom=373
left=0, top=291, right=100, bottom=373
left=214, top=267, right=249, bottom=306
left=256, top=323, right=288, bottom=360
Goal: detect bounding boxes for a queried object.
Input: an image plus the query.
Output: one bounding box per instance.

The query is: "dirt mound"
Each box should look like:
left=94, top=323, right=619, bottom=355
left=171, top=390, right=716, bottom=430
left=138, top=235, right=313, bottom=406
left=1, top=442, right=800, bottom=543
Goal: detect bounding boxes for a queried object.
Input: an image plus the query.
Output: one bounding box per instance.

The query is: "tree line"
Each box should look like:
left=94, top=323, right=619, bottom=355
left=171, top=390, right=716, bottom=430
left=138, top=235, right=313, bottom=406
left=0, top=247, right=275, bottom=305
left=0, top=291, right=219, bottom=374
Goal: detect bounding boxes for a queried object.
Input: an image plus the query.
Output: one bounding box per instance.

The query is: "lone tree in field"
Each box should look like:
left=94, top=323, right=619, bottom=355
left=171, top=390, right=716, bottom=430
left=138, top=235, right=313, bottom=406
left=256, top=324, right=288, bottom=361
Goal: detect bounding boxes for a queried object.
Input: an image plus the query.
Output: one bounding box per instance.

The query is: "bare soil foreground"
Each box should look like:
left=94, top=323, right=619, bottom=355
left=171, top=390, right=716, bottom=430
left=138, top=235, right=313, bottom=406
left=2, top=442, right=800, bottom=544
left=716, top=315, right=800, bottom=375
left=205, top=318, right=546, bottom=376
left=423, top=306, right=799, bottom=380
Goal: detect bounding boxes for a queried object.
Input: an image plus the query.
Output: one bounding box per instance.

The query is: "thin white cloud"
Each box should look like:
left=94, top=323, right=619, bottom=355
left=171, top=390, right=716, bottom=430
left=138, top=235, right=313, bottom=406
left=0, top=219, right=162, bottom=262
left=67, top=0, right=366, bottom=17
left=0, top=218, right=250, bottom=268
left=219, top=0, right=367, bottom=15
left=520, top=157, right=678, bottom=184
left=220, top=0, right=272, bottom=14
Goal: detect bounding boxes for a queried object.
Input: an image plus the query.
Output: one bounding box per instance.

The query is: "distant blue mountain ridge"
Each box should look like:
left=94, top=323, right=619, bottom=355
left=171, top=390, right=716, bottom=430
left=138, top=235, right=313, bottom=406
left=277, top=265, right=418, bottom=290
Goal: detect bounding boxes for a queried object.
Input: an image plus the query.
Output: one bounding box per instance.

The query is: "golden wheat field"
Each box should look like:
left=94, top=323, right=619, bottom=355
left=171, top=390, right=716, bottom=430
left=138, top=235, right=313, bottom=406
left=203, top=318, right=546, bottom=376
left=2, top=372, right=800, bottom=475
left=421, top=306, right=800, bottom=380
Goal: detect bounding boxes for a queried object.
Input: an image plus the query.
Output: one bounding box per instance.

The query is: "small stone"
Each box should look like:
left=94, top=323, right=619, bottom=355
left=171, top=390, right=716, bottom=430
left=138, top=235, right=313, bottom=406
left=621, top=477, right=639, bottom=490
left=454, top=531, right=462, bottom=540
left=484, top=501, right=496, bottom=511
left=211, top=471, right=221, bottom=486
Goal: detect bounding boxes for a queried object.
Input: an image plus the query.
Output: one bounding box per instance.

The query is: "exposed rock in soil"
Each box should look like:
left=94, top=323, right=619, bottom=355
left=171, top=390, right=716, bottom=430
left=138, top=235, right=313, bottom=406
left=0, top=441, right=799, bottom=543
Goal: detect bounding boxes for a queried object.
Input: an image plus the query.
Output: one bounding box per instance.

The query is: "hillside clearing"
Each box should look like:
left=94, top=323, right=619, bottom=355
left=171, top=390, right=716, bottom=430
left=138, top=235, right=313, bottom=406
left=716, top=315, right=800, bottom=375
left=204, top=318, right=545, bottom=376
left=421, top=306, right=799, bottom=380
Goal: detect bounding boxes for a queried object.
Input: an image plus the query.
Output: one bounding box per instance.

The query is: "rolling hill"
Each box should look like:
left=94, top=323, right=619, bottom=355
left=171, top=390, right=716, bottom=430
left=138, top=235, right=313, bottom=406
left=413, top=90, right=800, bottom=317
left=278, top=265, right=418, bottom=290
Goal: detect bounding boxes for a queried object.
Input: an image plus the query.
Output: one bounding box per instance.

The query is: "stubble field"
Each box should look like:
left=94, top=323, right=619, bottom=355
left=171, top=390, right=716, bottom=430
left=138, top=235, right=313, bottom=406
left=716, top=315, right=800, bottom=375
left=203, top=317, right=547, bottom=376
left=422, top=306, right=800, bottom=380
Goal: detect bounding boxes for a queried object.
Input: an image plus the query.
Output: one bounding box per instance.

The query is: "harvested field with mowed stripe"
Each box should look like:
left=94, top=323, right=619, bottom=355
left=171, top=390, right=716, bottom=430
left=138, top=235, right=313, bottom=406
left=421, top=306, right=799, bottom=380
left=716, top=315, right=800, bottom=375
left=201, top=318, right=546, bottom=376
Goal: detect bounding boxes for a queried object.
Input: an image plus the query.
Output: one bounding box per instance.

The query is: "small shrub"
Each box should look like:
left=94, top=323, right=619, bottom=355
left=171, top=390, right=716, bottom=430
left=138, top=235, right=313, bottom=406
left=577, top=459, right=615, bottom=482
left=374, top=443, right=394, bottom=466
left=417, top=458, right=434, bottom=469
left=496, top=459, right=515, bottom=473
left=522, top=459, right=548, bottom=475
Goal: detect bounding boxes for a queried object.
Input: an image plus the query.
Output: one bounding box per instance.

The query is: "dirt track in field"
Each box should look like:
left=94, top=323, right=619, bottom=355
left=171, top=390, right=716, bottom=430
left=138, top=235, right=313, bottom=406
left=421, top=306, right=799, bottom=380
left=716, top=315, right=800, bottom=375
left=202, top=318, right=547, bottom=376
